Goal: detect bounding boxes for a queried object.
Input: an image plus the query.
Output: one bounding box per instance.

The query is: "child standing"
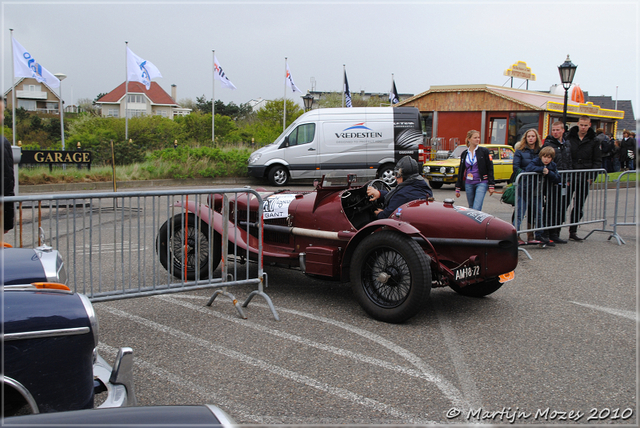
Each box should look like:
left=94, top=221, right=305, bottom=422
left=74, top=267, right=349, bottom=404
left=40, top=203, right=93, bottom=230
left=525, top=147, right=561, bottom=246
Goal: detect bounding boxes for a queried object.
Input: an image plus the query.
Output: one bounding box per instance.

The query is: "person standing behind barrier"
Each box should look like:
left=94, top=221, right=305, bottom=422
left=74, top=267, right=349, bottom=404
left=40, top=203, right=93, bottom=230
left=1, top=95, right=15, bottom=233
left=619, top=130, right=635, bottom=171
left=596, top=129, right=613, bottom=173
left=525, top=147, right=561, bottom=246
left=567, top=116, right=602, bottom=241
left=455, top=130, right=495, bottom=211
left=611, top=137, right=622, bottom=172
left=513, top=129, right=542, bottom=244
left=541, top=121, right=572, bottom=245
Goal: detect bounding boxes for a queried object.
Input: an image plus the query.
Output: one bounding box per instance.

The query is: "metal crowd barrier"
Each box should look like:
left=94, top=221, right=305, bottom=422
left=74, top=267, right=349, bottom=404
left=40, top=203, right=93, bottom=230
left=3, top=188, right=279, bottom=320
left=607, top=170, right=637, bottom=245
left=512, top=169, right=609, bottom=257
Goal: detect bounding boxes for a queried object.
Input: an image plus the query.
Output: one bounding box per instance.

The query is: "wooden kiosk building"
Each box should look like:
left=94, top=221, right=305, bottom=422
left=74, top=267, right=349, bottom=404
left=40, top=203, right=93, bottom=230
left=396, top=84, right=625, bottom=147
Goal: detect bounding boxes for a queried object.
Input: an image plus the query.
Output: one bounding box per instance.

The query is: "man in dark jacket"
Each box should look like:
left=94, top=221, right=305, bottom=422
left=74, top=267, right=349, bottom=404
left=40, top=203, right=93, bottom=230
left=566, top=116, right=601, bottom=241
left=1, top=95, right=15, bottom=233
left=367, top=156, right=433, bottom=219
left=541, top=121, right=572, bottom=244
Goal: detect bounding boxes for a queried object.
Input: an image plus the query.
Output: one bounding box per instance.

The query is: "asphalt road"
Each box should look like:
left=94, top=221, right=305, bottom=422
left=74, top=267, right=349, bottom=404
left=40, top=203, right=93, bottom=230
left=60, top=181, right=634, bottom=426
left=14, top=179, right=636, bottom=425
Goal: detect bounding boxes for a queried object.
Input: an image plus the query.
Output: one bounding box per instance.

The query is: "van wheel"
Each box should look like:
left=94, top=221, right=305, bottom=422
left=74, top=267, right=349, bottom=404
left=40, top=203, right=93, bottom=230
left=377, top=163, right=397, bottom=187
left=268, top=165, right=289, bottom=186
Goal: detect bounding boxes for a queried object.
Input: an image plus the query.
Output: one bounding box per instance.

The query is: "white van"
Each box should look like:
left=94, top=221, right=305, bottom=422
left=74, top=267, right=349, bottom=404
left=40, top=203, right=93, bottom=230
left=247, top=107, right=424, bottom=186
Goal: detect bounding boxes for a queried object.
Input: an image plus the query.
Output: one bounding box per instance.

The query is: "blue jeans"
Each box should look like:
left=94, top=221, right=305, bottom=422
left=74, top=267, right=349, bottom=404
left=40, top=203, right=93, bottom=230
left=465, top=181, right=488, bottom=211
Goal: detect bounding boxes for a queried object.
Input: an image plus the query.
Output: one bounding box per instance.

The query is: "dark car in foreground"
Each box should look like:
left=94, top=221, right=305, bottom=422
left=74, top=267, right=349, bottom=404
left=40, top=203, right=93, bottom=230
left=2, top=243, right=136, bottom=417
left=156, top=174, right=518, bottom=323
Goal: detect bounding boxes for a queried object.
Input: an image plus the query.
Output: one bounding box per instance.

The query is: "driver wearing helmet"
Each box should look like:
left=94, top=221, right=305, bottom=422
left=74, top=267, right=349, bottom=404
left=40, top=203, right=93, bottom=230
left=366, top=156, right=433, bottom=219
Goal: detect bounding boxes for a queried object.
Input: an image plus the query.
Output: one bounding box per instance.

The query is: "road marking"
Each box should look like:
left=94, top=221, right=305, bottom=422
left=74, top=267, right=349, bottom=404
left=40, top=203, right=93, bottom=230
left=99, top=305, right=436, bottom=424
left=157, top=294, right=467, bottom=408
left=97, top=343, right=277, bottom=424
left=570, top=301, right=637, bottom=321
left=432, top=301, right=483, bottom=409
left=75, top=241, right=147, bottom=253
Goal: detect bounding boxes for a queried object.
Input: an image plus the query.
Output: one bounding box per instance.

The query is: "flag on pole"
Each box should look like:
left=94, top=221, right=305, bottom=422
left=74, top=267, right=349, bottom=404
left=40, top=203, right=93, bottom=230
left=126, top=47, right=162, bottom=90
left=389, top=77, right=399, bottom=104
left=343, top=70, right=352, bottom=108
left=285, top=61, right=302, bottom=93
left=12, top=37, right=60, bottom=88
left=214, top=55, right=237, bottom=90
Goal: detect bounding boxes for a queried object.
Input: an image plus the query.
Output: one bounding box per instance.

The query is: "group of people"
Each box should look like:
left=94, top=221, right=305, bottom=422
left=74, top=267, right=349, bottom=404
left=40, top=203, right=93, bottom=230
left=599, top=128, right=637, bottom=173
left=511, top=116, right=608, bottom=246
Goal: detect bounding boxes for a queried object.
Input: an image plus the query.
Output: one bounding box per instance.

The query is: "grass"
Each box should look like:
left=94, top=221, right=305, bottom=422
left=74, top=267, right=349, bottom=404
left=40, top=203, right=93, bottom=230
left=594, top=171, right=637, bottom=183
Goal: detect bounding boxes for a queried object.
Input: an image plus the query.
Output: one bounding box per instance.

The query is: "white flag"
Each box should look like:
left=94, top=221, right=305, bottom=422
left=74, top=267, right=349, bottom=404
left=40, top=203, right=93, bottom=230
left=126, top=47, right=162, bottom=90
left=285, top=61, right=302, bottom=93
left=12, top=37, right=60, bottom=88
left=213, top=55, right=237, bottom=90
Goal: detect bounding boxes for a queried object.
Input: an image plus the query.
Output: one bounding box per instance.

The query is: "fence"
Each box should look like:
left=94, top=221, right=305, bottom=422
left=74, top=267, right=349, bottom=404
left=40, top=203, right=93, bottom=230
left=608, top=170, right=637, bottom=245
left=3, top=188, right=279, bottom=320
left=511, top=168, right=635, bottom=256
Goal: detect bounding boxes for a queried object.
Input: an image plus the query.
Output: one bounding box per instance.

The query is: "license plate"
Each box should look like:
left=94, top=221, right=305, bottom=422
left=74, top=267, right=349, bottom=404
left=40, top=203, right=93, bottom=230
left=453, top=265, right=480, bottom=281
left=430, top=177, right=443, bottom=182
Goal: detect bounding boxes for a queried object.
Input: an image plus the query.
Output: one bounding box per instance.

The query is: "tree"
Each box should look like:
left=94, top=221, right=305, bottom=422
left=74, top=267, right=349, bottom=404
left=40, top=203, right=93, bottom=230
left=93, top=93, right=108, bottom=104
left=195, top=95, right=212, bottom=114
left=77, top=97, right=100, bottom=115
left=257, top=98, right=303, bottom=128
left=316, top=92, right=387, bottom=108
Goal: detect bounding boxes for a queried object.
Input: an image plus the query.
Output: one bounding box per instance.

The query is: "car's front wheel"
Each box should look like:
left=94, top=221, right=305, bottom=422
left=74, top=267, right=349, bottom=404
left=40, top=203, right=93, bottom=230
left=449, top=277, right=504, bottom=297
left=351, top=231, right=431, bottom=323
left=156, top=213, right=221, bottom=280
left=429, top=181, right=443, bottom=189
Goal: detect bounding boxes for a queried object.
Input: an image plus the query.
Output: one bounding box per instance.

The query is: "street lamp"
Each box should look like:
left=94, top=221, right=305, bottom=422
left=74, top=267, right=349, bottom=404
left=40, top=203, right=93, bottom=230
left=54, top=73, right=67, bottom=150
left=557, top=55, right=577, bottom=130
left=302, top=92, right=314, bottom=112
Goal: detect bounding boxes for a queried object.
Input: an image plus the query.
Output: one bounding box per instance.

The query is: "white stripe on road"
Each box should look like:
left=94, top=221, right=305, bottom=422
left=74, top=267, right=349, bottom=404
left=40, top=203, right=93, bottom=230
left=570, top=301, right=637, bottom=321
left=99, top=305, right=436, bottom=424
left=97, top=343, right=278, bottom=424
left=157, top=294, right=467, bottom=408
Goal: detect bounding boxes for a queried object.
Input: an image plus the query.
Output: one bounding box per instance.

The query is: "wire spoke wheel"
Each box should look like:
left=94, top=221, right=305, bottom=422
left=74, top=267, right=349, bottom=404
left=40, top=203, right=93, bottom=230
left=351, top=231, right=431, bottom=323
left=362, top=248, right=411, bottom=308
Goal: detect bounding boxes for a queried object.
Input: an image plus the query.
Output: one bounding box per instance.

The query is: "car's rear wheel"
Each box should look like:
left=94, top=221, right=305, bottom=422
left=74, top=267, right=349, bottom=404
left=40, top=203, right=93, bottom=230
left=449, top=277, right=504, bottom=297
left=156, top=213, right=221, bottom=280
left=377, top=163, right=397, bottom=187
left=268, top=165, right=289, bottom=186
left=351, top=231, right=431, bottom=323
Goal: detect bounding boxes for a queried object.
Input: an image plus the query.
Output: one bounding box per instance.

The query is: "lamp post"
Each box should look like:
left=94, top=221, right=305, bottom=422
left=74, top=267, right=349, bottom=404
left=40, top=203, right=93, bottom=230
left=557, top=55, right=577, bottom=130
left=54, top=73, right=67, bottom=150
left=302, top=92, right=314, bottom=112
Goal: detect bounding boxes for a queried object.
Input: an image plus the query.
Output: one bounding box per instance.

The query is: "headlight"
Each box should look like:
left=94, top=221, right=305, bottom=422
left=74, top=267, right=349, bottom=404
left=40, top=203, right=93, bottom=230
left=448, top=167, right=456, bottom=174
left=424, top=166, right=430, bottom=173
left=439, top=167, right=446, bottom=174
left=248, top=152, right=262, bottom=164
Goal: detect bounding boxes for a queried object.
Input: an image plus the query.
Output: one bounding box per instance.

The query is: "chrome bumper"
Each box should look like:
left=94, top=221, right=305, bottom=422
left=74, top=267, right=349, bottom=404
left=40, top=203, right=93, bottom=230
left=94, top=347, right=137, bottom=408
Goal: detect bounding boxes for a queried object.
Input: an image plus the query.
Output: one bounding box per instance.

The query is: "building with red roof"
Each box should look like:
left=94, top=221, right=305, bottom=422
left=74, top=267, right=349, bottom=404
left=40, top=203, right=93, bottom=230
left=96, top=82, right=190, bottom=119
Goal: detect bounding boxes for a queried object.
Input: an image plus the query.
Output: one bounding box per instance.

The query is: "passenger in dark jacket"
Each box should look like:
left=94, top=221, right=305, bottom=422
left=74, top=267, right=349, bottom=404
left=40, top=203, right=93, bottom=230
left=367, top=156, right=433, bottom=219
left=566, top=116, right=601, bottom=241
left=619, top=129, right=636, bottom=170
left=540, top=121, right=572, bottom=243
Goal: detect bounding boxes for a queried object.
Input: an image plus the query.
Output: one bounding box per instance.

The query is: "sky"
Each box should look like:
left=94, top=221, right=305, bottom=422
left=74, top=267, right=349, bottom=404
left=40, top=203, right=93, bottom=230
left=2, top=0, right=639, bottom=119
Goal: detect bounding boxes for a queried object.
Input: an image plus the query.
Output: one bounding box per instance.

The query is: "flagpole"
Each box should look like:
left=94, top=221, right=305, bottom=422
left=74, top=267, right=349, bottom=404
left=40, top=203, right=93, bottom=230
left=391, top=73, right=394, bottom=106
left=283, top=57, right=287, bottom=133
left=10, top=29, right=16, bottom=146
left=125, top=41, right=129, bottom=141
left=342, top=65, right=345, bottom=108
left=211, top=49, right=216, bottom=146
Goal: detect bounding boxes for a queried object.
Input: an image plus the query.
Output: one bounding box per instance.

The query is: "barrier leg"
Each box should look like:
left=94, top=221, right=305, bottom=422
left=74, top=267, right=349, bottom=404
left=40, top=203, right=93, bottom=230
left=243, top=273, right=280, bottom=321
left=206, top=285, right=247, bottom=319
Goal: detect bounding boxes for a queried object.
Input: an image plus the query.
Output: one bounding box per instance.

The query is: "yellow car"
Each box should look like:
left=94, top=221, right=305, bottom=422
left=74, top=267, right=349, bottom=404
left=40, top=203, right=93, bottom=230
left=422, top=144, right=515, bottom=189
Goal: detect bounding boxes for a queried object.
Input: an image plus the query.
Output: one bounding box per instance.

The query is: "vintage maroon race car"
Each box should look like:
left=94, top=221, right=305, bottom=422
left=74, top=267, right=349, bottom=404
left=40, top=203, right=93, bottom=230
left=156, top=175, right=518, bottom=323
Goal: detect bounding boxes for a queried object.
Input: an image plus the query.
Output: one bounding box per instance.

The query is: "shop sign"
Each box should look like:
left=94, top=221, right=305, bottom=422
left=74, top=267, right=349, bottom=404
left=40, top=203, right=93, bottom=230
left=504, top=61, right=536, bottom=81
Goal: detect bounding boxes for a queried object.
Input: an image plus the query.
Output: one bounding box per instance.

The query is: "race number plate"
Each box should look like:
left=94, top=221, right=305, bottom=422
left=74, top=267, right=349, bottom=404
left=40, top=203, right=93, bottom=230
left=453, top=265, right=480, bottom=281
left=430, top=176, right=443, bottom=182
